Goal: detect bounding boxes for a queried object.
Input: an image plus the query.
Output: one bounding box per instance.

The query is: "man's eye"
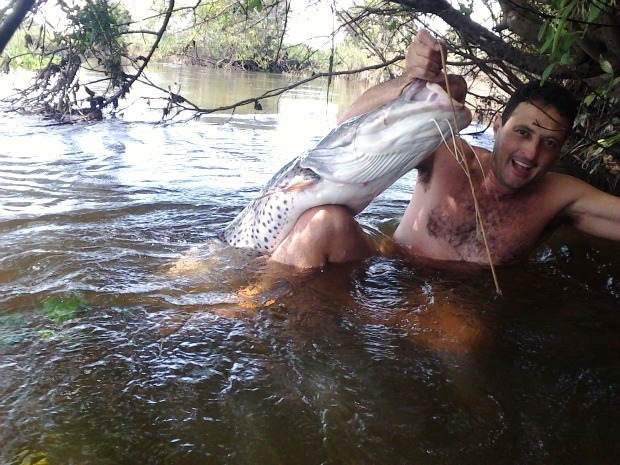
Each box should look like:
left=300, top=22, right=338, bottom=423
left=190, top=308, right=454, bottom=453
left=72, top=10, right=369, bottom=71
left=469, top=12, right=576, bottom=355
left=544, top=139, right=559, bottom=148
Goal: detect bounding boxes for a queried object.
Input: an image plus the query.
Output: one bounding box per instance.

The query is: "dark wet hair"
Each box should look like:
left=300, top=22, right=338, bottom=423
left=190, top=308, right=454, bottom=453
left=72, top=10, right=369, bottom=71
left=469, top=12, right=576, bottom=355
left=501, top=80, right=579, bottom=136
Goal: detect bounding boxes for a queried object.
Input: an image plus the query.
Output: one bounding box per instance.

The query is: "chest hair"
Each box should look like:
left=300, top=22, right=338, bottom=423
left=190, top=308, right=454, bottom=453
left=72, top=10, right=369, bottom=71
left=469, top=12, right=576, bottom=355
left=425, top=189, right=544, bottom=264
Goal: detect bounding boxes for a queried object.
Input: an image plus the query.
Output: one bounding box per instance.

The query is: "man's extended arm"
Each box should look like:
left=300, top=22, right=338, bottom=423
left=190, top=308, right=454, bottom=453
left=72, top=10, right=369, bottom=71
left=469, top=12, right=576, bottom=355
left=562, top=175, right=620, bottom=241
left=338, top=74, right=411, bottom=124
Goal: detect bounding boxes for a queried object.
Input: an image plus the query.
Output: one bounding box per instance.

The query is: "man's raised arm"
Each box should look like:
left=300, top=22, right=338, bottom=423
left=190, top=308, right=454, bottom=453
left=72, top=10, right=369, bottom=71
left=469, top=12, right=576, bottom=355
left=338, top=29, right=448, bottom=124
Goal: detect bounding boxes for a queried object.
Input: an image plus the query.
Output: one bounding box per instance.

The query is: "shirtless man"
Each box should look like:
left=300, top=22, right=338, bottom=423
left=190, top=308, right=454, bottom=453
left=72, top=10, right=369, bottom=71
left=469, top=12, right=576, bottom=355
left=270, top=29, right=620, bottom=268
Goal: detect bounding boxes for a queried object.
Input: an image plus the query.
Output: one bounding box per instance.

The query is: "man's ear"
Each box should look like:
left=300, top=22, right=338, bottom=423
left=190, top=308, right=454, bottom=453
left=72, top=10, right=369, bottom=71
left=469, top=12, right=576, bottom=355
left=492, top=113, right=502, bottom=134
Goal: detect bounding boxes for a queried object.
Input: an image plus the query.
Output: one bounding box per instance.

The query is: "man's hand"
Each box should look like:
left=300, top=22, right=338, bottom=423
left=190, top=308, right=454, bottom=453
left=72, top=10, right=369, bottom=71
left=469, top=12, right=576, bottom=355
left=337, top=29, right=459, bottom=124
left=404, top=29, right=447, bottom=83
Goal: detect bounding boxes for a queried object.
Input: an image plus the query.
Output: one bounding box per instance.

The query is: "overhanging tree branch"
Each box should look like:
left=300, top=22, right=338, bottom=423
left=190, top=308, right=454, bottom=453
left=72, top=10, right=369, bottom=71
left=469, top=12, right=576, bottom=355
left=102, top=0, right=176, bottom=109
left=389, top=0, right=603, bottom=79
left=0, top=0, right=37, bottom=54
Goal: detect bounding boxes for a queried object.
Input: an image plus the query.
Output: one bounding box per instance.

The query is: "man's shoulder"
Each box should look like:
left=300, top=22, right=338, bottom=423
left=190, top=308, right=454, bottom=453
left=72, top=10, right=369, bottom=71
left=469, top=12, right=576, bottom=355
left=543, top=171, right=590, bottom=192
left=419, top=140, right=490, bottom=183
left=432, top=139, right=491, bottom=164
left=543, top=171, right=616, bottom=208
left=534, top=172, right=592, bottom=212
left=471, top=144, right=492, bottom=161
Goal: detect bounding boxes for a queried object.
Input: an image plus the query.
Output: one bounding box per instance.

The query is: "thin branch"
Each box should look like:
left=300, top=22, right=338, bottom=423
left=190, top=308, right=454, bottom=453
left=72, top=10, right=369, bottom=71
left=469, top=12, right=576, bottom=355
left=0, top=0, right=37, bottom=54
left=168, top=55, right=406, bottom=122
left=101, top=0, right=176, bottom=109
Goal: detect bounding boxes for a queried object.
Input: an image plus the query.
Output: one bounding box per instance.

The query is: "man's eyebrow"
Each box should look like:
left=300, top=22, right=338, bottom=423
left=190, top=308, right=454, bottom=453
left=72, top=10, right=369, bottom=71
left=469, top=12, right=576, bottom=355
left=532, top=118, right=566, bottom=133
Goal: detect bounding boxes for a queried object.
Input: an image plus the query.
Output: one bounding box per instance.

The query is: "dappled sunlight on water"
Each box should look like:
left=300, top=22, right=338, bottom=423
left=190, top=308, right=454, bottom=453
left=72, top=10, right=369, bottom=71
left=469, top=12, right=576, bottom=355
left=1, top=69, right=619, bottom=464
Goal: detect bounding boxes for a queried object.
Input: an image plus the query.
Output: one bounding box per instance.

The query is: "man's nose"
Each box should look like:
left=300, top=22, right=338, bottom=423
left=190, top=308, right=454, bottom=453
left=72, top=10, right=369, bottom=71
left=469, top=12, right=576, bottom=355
left=521, top=138, right=540, bottom=160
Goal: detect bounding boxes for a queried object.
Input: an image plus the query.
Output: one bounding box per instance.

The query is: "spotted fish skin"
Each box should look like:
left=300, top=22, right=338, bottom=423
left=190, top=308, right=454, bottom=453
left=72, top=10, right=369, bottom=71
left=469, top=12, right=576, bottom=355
left=221, top=79, right=472, bottom=254
left=221, top=159, right=321, bottom=253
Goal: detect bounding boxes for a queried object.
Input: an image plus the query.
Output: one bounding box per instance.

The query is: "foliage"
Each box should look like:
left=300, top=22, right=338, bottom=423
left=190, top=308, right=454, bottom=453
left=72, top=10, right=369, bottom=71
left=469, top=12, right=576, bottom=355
left=538, top=0, right=614, bottom=82
left=0, top=28, right=54, bottom=69
left=1, top=0, right=137, bottom=122
left=568, top=68, right=620, bottom=191
left=159, top=0, right=303, bottom=72
left=335, top=0, right=416, bottom=80
left=532, top=0, right=619, bottom=190
left=57, top=0, right=131, bottom=88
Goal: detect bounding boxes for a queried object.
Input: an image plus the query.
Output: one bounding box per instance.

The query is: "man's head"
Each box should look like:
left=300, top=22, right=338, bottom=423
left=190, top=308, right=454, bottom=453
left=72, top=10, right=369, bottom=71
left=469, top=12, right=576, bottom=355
left=501, top=80, right=578, bottom=137
left=490, top=81, right=579, bottom=192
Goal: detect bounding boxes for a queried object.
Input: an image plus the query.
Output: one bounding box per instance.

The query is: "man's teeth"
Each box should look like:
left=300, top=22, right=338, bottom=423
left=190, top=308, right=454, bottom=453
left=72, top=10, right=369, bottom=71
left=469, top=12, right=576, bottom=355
left=513, top=159, right=532, bottom=169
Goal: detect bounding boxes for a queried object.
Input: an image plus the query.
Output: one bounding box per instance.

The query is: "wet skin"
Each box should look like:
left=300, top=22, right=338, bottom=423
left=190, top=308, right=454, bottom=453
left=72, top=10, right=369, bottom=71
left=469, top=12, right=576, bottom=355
left=393, top=100, right=572, bottom=265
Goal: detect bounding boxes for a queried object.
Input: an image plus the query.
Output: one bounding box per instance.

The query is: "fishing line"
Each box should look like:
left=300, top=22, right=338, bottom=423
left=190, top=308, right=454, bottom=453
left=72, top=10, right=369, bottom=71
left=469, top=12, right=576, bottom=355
left=438, top=46, right=502, bottom=296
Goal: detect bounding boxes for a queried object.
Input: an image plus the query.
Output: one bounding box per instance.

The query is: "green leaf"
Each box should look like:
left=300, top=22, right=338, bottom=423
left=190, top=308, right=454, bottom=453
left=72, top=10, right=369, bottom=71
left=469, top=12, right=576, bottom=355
left=583, top=93, right=596, bottom=106
left=541, top=63, right=555, bottom=83
left=537, top=22, right=548, bottom=42
left=586, top=2, right=602, bottom=23
left=458, top=3, right=473, bottom=15
left=247, top=0, right=263, bottom=13
left=599, top=57, right=613, bottom=74
left=540, top=30, right=555, bottom=54
left=598, top=132, right=620, bottom=148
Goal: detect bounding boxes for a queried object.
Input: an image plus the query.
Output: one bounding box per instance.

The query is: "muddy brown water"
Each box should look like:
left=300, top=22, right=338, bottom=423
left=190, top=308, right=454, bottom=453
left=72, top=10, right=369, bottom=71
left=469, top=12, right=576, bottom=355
left=1, top=68, right=619, bottom=464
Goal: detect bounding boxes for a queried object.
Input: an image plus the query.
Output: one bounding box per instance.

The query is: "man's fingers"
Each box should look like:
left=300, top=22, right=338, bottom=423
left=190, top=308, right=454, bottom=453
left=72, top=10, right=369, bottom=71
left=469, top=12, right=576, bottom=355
left=416, top=29, right=435, bottom=47
left=405, top=29, right=448, bottom=81
left=417, top=28, right=446, bottom=52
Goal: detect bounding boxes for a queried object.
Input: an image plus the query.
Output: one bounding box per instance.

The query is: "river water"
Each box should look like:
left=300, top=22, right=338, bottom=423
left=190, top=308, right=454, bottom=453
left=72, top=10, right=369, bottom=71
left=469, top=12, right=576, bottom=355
left=1, top=66, right=619, bottom=464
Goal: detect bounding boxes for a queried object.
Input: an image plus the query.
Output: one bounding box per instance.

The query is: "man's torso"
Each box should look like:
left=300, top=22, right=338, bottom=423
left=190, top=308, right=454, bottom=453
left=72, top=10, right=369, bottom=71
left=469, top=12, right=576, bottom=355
left=393, top=144, right=570, bottom=264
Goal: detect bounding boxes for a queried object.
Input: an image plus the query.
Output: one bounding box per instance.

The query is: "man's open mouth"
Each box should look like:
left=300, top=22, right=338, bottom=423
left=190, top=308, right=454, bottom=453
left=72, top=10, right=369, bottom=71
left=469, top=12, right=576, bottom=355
left=512, top=158, right=534, bottom=172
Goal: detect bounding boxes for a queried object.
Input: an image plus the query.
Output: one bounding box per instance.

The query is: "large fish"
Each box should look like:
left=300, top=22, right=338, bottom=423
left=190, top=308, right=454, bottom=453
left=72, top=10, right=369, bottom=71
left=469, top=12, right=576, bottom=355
left=221, top=78, right=471, bottom=253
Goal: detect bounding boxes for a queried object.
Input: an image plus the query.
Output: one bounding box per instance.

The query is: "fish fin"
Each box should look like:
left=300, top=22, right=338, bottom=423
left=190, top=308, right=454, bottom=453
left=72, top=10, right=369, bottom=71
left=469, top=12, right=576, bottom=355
left=301, top=144, right=433, bottom=184
left=301, top=108, right=436, bottom=184
left=256, top=178, right=318, bottom=199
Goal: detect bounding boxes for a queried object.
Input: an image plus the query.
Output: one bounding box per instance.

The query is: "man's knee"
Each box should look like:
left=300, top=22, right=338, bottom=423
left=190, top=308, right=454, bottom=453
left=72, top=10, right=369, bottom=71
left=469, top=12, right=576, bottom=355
left=270, top=205, right=374, bottom=268
left=295, top=205, right=375, bottom=263
left=299, top=205, right=356, bottom=238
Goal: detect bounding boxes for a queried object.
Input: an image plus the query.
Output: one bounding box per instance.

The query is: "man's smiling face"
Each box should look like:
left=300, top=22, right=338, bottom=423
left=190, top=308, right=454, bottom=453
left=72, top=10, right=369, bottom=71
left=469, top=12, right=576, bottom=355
left=490, top=101, right=569, bottom=192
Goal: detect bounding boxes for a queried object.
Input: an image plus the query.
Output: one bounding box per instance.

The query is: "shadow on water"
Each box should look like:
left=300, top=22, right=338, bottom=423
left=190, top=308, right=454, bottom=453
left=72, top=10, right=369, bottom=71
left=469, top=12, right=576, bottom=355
left=0, top=69, right=619, bottom=464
